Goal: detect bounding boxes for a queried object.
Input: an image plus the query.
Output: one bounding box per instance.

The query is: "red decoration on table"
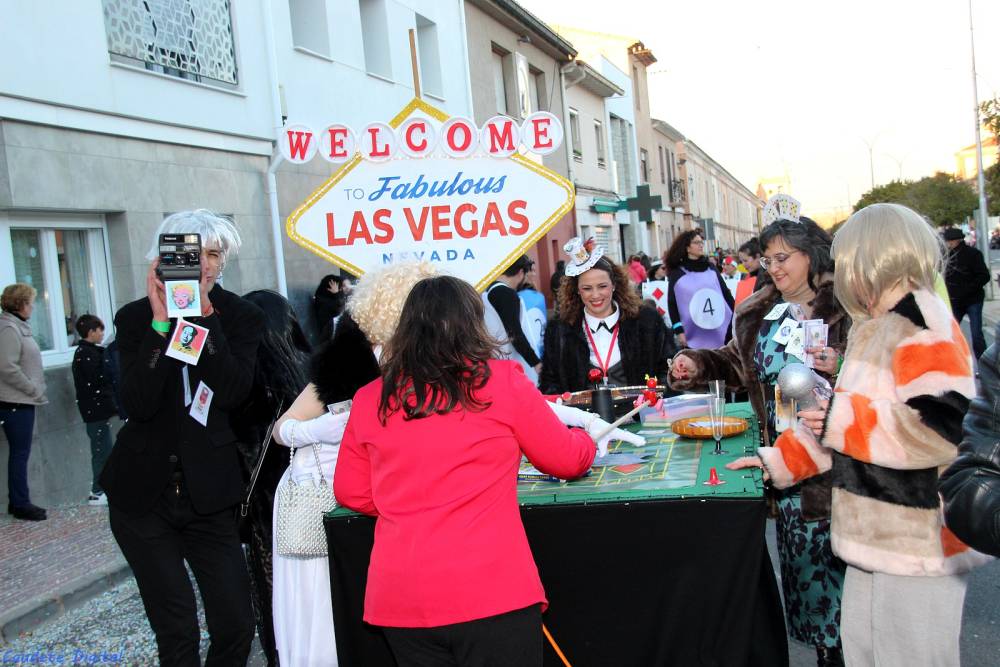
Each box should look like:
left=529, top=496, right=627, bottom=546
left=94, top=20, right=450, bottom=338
left=704, top=467, right=725, bottom=486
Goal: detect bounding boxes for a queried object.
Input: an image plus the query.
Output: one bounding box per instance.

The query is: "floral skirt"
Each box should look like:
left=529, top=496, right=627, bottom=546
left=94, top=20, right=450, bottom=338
left=775, top=492, right=845, bottom=648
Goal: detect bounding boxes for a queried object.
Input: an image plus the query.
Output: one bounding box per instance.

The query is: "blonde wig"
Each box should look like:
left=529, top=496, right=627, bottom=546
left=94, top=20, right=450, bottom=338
left=832, top=203, right=944, bottom=321
left=347, top=262, right=439, bottom=346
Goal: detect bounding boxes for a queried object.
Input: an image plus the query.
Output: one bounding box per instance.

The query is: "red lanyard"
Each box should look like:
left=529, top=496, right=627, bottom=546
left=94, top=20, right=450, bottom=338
left=584, top=321, right=619, bottom=376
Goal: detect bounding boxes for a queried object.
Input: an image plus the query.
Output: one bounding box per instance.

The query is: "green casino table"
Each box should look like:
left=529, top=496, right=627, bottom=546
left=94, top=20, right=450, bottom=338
left=324, top=403, right=788, bottom=666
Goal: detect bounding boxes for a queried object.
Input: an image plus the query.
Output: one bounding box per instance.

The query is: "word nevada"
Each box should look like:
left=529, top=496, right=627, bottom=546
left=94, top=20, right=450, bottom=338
left=279, top=112, right=564, bottom=164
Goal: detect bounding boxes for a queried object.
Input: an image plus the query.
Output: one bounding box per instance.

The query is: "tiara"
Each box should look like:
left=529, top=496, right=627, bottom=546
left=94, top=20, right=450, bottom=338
left=762, top=194, right=802, bottom=226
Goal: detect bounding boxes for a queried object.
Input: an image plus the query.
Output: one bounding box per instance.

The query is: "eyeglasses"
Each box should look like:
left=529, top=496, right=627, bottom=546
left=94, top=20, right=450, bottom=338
left=759, top=250, right=802, bottom=271
left=690, top=239, right=705, bottom=246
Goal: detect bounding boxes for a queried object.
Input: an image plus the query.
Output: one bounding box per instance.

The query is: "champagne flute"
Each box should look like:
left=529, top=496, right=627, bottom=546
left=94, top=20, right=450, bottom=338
left=708, top=396, right=727, bottom=455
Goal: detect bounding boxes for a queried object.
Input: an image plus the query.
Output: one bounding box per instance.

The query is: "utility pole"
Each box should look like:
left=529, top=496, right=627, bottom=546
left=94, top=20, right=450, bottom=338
left=968, top=0, right=993, bottom=298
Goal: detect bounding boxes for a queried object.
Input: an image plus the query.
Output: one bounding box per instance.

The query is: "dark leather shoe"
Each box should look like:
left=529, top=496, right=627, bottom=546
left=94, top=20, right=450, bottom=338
left=816, top=646, right=844, bottom=667
left=10, top=503, right=47, bottom=521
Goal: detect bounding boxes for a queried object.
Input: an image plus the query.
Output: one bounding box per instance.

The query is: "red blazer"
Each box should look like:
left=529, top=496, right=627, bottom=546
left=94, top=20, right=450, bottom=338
left=335, top=360, right=595, bottom=627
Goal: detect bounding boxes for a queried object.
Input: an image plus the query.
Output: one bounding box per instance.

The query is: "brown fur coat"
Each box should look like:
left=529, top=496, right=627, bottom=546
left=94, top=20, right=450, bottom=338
left=669, top=275, right=850, bottom=520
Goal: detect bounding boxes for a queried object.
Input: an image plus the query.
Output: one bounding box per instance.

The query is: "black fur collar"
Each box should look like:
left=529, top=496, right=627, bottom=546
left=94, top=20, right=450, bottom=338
left=309, top=315, right=380, bottom=406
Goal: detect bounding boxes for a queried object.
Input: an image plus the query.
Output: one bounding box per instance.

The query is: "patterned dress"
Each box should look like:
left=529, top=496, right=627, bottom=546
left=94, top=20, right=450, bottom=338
left=754, top=307, right=845, bottom=649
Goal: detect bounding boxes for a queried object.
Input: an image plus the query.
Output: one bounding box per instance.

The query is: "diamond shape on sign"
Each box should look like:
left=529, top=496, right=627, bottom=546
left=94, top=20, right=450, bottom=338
left=285, top=98, right=576, bottom=292
left=657, top=307, right=665, bottom=315
left=613, top=464, right=643, bottom=474
left=652, top=288, right=664, bottom=300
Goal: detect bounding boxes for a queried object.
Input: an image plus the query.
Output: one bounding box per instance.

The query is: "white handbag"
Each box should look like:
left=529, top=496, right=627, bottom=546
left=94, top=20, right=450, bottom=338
left=275, top=443, right=337, bottom=558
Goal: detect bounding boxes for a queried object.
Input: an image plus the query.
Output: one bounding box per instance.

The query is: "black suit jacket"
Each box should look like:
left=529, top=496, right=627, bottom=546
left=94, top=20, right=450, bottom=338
left=100, top=285, right=265, bottom=517
left=539, top=306, right=675, bottom=394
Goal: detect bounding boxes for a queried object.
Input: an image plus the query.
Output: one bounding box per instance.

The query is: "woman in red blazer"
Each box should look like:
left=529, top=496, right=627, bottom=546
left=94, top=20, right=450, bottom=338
left=335, top=275, right=597, bottom=666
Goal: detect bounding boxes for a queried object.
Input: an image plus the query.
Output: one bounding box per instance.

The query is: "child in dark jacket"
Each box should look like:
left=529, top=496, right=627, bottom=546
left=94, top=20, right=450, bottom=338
left=72, top=314, right=118, bottom=505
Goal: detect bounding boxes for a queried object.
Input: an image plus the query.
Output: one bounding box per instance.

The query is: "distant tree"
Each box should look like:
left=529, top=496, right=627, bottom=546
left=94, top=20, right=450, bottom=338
left=986, top=162, right=1000, bottom=217
left=853, top=179, right=911, bottom=212
left=853, top=173, right=976, bottom=227
left=981, top=96, right=1000, bottom=160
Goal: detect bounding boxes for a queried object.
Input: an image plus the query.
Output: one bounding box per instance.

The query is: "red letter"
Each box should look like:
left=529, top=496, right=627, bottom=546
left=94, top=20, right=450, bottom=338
left=530, top=117, right=552, bottom=150
left=346, top=211, right=374, bottom=245
left=487, top=121, right=515, bottom=154
left=405, top=121, right=428, bottom=153
left=328, top=127, right=349, bottom=159
left=286, top=130, right=313, bottom=160
left=446, top=121, right=474, bottom=152
left=454, top=203, right=478, bottom=239
left=372, top=209, right=394, bottom=243
left=367, top=127, right=390, bottom=157
left=479, top=202, right=508, bottom=237
left=431, top=205, right=453, bottom=240
left=325, top=213, right=346, bottom=246
left=507, top=200, right=529, bottom=235
left=403, top=207, right=430, bottom=241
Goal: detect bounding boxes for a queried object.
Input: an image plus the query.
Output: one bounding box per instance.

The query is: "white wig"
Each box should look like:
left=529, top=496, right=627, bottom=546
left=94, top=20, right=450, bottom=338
left=145, top=209, right=243, bottom=266
left=348, top=262, right=439, bottom=346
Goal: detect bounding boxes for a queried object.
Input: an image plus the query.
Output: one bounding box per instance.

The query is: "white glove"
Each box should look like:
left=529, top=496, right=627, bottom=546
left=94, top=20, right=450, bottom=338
left=586, top=417, right=646, bottom=457
left=546, top=402, right=645, bottom=457
left=546, top=401, right=597, bottom=429
left=278, top=411, right=350, bottom=448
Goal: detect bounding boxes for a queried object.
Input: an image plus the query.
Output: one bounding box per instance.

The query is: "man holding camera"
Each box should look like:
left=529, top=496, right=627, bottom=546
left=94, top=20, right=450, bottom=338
left=100, top=210, right=264, bottom=666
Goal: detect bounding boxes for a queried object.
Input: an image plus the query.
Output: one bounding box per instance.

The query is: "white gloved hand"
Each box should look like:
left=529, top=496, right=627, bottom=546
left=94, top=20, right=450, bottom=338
left=586, top=417, right=646, bottom=457
left=278, top=411, right=350, bottom=448
left=546, top=401, right=598, bottom=429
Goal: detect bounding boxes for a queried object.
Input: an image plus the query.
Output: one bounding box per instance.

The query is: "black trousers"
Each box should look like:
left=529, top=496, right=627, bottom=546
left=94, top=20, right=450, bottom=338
left=381, top=604, right=542, bottom=667
left=109, top=479, right=254, bottom=667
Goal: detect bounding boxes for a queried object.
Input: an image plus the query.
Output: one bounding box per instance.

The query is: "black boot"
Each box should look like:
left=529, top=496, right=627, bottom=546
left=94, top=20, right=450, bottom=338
left=816, top=646, right=844, bottom=667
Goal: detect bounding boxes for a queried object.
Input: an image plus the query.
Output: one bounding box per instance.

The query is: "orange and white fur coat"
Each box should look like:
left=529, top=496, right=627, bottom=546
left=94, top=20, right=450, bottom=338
left=759, top=289, right=993, bottom=576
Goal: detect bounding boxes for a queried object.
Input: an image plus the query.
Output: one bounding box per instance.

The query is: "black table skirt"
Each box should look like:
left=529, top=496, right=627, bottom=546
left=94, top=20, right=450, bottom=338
left=325, top=498, right=788, bottom=667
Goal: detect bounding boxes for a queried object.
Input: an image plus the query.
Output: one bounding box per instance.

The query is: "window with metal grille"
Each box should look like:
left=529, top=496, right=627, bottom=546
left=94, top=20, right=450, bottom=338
left=102, top=0, right=238, bottom=86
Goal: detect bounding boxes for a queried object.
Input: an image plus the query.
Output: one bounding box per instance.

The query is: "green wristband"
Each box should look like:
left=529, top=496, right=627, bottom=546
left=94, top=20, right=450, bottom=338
left=151, top=319, right=171, bottom=333
left=836, top=353, right=844, bottom=374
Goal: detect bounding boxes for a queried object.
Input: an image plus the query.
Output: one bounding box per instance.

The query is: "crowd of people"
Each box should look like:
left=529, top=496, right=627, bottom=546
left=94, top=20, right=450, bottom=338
left=1, top=198, right=999, bottom=667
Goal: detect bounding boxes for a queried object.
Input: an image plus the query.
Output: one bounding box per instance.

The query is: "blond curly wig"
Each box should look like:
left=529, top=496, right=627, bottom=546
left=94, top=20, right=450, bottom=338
left=347, top=262, right=439, bottom=346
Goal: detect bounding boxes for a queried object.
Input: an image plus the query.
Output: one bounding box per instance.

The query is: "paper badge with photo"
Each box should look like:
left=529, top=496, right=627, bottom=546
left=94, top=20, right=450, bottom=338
left=165, top=280, right=202, bottom=319
left=165, top=319, right=209, bottom=365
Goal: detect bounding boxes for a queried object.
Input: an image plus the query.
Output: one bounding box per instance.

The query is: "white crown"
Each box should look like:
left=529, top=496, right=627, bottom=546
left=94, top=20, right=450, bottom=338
left=762, top=194, right=803, bottom=226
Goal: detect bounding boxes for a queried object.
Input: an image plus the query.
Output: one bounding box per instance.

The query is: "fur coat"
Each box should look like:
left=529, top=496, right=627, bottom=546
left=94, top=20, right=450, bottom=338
left=669, top=275, right=849, bottom=520
left=760, top=290, right=992, bottom=575
left=311, top=315, right=380, bottom=406
left=539, top=305, right=675, bottom=394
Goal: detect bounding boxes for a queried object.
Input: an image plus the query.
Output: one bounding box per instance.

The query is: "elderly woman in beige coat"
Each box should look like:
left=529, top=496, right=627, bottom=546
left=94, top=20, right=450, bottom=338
left=0, top=283, right=48, bottom=521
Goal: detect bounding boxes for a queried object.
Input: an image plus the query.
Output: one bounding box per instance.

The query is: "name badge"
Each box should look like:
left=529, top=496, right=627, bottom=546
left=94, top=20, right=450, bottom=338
left=189, top=381, right=214, bottom=426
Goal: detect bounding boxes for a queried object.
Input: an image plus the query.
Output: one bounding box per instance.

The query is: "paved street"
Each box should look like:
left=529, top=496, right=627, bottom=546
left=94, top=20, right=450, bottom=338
left=0, top=505, right=995, bottom=665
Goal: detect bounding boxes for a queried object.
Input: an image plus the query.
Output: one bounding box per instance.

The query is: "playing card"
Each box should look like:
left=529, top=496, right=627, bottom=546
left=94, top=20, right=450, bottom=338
left=786, top=326, right=806, bottom=360
left=772, top=317, right=797, bottom=345
left=764, top=303, right=790, bottom=321
left=774, top=385, right=797, bottom=433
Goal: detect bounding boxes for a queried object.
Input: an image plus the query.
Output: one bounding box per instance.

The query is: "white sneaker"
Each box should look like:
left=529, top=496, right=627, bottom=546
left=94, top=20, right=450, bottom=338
left=87, top=492, right=108, bottom=506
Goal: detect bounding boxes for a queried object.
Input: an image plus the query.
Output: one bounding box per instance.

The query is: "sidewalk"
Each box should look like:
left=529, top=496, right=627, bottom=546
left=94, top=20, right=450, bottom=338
left=0, top=505, right=129, bottom=643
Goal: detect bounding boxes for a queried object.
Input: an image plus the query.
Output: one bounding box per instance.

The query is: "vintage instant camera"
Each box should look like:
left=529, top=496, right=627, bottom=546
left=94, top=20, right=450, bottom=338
left=156, top=233, right=202, bottom=281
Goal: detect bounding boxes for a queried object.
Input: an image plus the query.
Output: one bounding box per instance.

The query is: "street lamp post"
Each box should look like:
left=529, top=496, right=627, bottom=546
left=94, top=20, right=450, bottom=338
left=968, top=0, right=992, bottom=298
left=860, top=134, right=881, bottom=190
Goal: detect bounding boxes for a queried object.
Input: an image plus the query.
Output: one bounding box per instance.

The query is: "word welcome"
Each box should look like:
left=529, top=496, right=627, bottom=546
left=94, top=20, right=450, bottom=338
left=280, top=112, right=563, bottom=165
